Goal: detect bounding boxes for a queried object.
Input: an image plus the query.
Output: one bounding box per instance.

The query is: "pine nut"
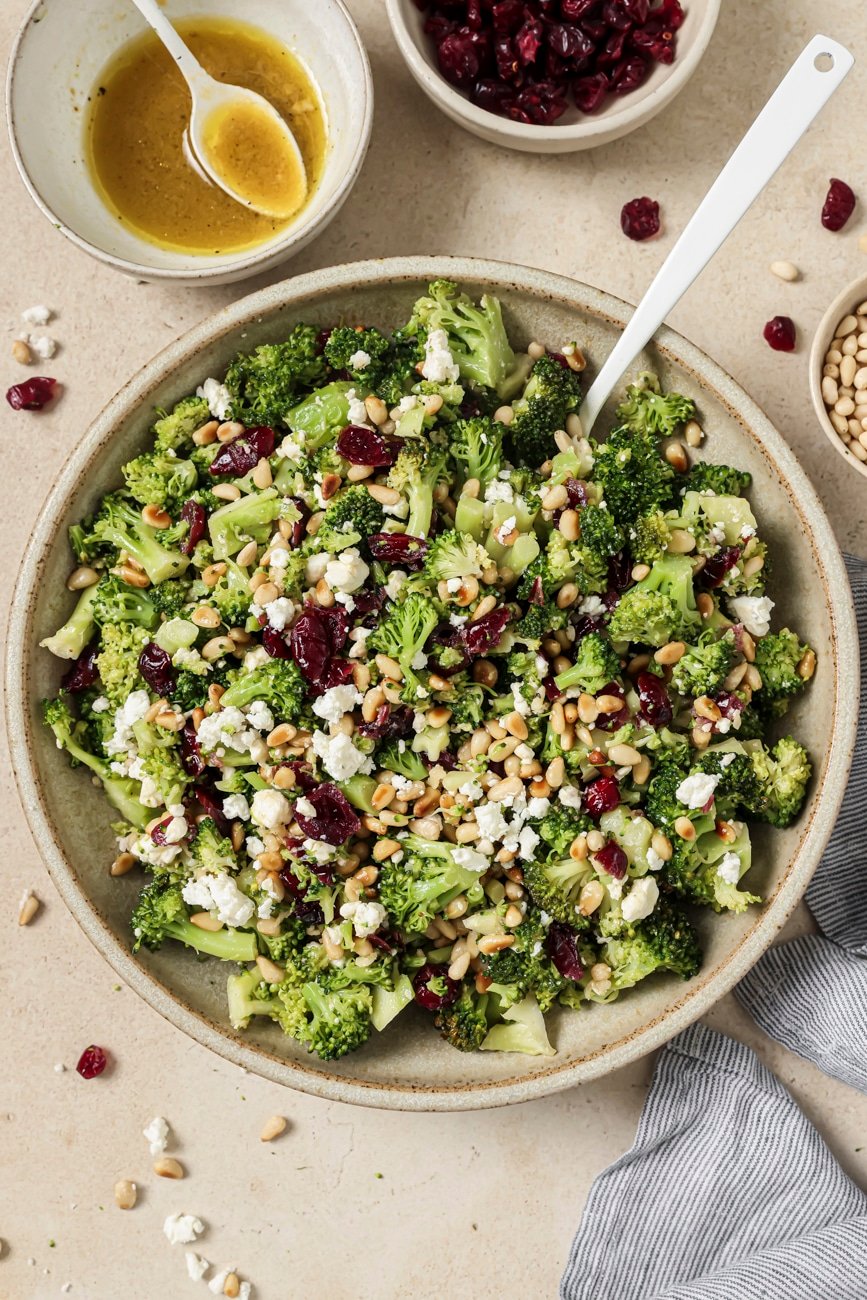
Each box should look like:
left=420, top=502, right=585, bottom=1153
left=66, top=565, right=99, bottom=591
left=554, top=428, right=573, bottom=453
left=630, top=563, right=651, bottom=582
left=470, top=593, right=497, bottom=622
left=569, top=834, right=588, bottom=861
left=256, top=917, right=281, bottom=937
left=664, top=441, right=688, bottom=472
left=470, top=728, right=491, bottom=758
left=674, top=816, right=696, bottom=841
left=224, top=1274, right=241, bottom=1298
left=473, top=659, right=498, bottom=688
left=840, top=355, right=858, bottom=388
left=372, top=838, right=401, bottom=862
left=556, top=582, right=578, bottom=609
left=694, top=695, right=721, bottom=721
left=558, top=509, right=580, bottom=541
left=114, top=1180, right=137, bottom=1210
left=192, top=605, right=221, bottom=629
left=217, top=420, right=244, bottom=442
left=251, top=457, right=273, bottom=490
left=118, top=564, right=150, bottom=588
left=578, top=880, right=604, bottom=915
left=797, top=648, right=817, bottom=681
left=445, top=894, right=468, bottom=920
left=545, top=757, right=565, bottom=788
left=212, top=482, right=241, bottom=501
left=18, top=891, right=40, bottom=925
left=266, top=723, right=296, bottom=747
left=192, top=419, right=219, bottom=445
left=577, top=693, right=598, bottom=724
left=409, top=815, right=441, bottom=840
left=153, top=1156, right=184, bottom=1180
left=541, top=484, right=569, bottom=511
left=142, top=503, right=171, bottom=529
left=633, top=755, right=652, bottom=785
left=110, top=853, right=137, bottom=878
left=255, top=581, right=279, bottom=606
left=12, top=338, right=32, bottom=364
left=744, top=664, right=763, bottom=691
left=651, top=830, right=672, bottom=861
left=155, top=709, right=185, bottom=731
left=201, top=562, right=227, bottom=588
left=550, top=701, right=566, bottom=734
left=691, top=722, right=712, bottom=750
left=770, top=260, right=799, bottom=282
left=586, top=829, right=605, bottom=853
left=596, top=693, right=623, bottom=714
left=202, top=636, right=235, bottom=661
left=666, top=528, right=696, bottom=554
left=608, top=743, right=641, bottom=766
left=366, top=482, right=401, bottom=506
left=190, top=911, right=223, bottom=931
left=488, top=775, right=523, bottom=802
left=696, top=593, right=714, bottom=620
left=371, top=783, right=396, bottom=811
left=477, top=933, right=515, bottom=954
left=742, top=554, right=764, bottom=578
left=504, top=903, right=523, bottom=928
left=503, top=710, right=529, bottom=740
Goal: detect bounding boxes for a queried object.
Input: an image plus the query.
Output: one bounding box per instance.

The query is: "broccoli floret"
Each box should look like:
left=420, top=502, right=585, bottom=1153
left=601, top=896, right=701, bottom=989
left=323, top=325, right=390, bottom=383
left=121, top=451, right=198, bottom=514
left=153, top=396, right=211, bottom=454
left=387, top=443, right=449, bottom=539
left=748, top=737, right=812, bottom=827
left=39, top=584, right=99, bottom=661
left=95, top=624, right=149, bottom=706
left=376, top=742, right=429, bottom=782
left=207, top=489, right=285, bottom=560
left=514, top=599, right=570, bottom=641
left=226, top=966, right=309, bottom=1036
left=519, top=532, right=608, bottom=602
left=171, top=670, right=212, bottom=712
left=591, top=425, right=675, bottom=526
left=149, top=577, right=193, bottom=620
left=208, top=559, right=253, bottom=627
left=224, top=327, right=327, bottom=426
left=554, top=632, right=621, bottom=695
left=220, top=659, right=306, bottom=721
left=504, top=648, right=544, bottom=707
left=300, top=981, right=373, bottom=1060
left=423, top=530, right=492, bottom=585
left=41, top=696, right=150, bottom=828
left=682, top=462, right=752, bottom=497
left=578, top=505, right=625, bottom=560
left=754, top=629, right=812, bottom=703
left=377, top=837, right=483, bottom=935
left=319, top=485, right=385, bottom=547
left=132, top=879, right=257, bottom=961
left=92, top=574, right=158, bottom=631
left=81, top=493, right=189, bottom=585
left=410, top=280, right=528, bottom=397
left=694, top=749, right=766, bottom=821
left=507, top=354, right=584, bottom=469
left=536, top=804, right=593, bottom=860
left=615, top=371, right=695, bottom=440
left=367, top=592, right=440, bottom=696
left=448, top=683, right=487, bottom=731
left=138, top=741, right=189, bottom=808
left=522, top=855, right=596, bottom=927
left=192, top=818, right=238, bottom=874
left=668, top=819, right=758, bottom=913
left=670, top=630, right=736, bottom=698
left=480, top=912, right=567, bottom=1013
left=608, top=554, right=700, bottom=647
left=630, top=512, right=671, bottom=564
left=449, top=416, right=505, bottom=488
left=479, top=991, right=555, bottom=1056
left=435, top=984, right=491, bottom=1052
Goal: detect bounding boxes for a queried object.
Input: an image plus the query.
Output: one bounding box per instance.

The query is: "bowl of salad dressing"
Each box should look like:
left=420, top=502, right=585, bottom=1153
left=7, top=0, right=372, bottom=284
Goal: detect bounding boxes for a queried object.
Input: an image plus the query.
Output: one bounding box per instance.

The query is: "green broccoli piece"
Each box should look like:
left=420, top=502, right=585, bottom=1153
left=92, top=575, right=158, bottom=631
left=435, top=984, right=492, bottom=1052
left=387, top=443, right=449, bottom=538
left=615, top=371, right=695, bottom=439
left=192, top=818, right=238, bottom=874
left=601, top=896, right=701, bottom=989
left=536, top=804, right=593, bottom=860
left=518, top=532, right=608, bottom=602
left=301, top=981, right=374, bottom=1060
left=376, top=742, right=429, bottom=782
left=607, top=554, right=700, bottom=647
left=207, top=489, right=285, bottom=560
left=748, top=737, right=812, bottom=827
left=670, top=630, right=736, bottom=698
left=682, top=462, right=752, bottom=498
left=376, top=836, right=483, bottom=936
left=41, top=696, right=150, bottom=828
left=630, top=512, right=671, bottom=564
left=754, top=629, right=812, bottom=703
left=449, top=416, right=505, bottom=488
left=514, top=599, right=570, bottom=641
left=39, top=584, right=99, bottom=661
left=522, top=855, right=596, bottom=928
left=95, top=623, right=149, bottom=706
left=591, top=425, right=675, bottom=526
left=138, top=741, right=189, bottom=808
left=80, top=493, right=189, bottom=585
left=206, top=559, right=253, bottom=627
left=149, top=577, right=193, bottom=620
left=410, top=280, right=528, bottom=397
left=423, top=530, right=492, bottom=584
left=480, top=913, right=567, bottom=1014
left=554, top=632, right=621, bottom=695
left=153, top=396, right=211, bottom=454
left=171, top=670, right=212, bottom=712
left=448, top=683, right=487, bottom=731
left=507, top=354, right=584, bottom=469
left=226, top=966, right=309, bottom=1036
left=132, top=879, right=257, bottom=961
left=578, top=505, right=625, bottom=560
left=504, top=648, right=544, bottom=707
left=121, top=451, right=198, bottom=514
left=220, top=659, right=306, bottom=721
left=367, top=592, right=440, bottom=696
left=323, top=325, right=390, bottom=383
left=319, top=485, right=385, bottom=547
left=479, top=992, right=555, bottom=1056
left=224, top=327, right=327, bottom=426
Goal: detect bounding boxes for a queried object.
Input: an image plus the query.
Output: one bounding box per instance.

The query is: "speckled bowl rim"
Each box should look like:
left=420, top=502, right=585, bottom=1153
left=808, top=271, right=867, bottom=482
left=385, top=0, right=721, bottom=147
left=5, top=0, right=374, bottom=284
left=7, top=256, right=858, bottom=1111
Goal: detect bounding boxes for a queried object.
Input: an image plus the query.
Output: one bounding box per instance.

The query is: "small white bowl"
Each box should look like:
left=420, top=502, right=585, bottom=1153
left=809, top=273, right=867, bottom=482
left=6, top=0, right=373, bottom=286
left=385, top=0, right=720, bottom=153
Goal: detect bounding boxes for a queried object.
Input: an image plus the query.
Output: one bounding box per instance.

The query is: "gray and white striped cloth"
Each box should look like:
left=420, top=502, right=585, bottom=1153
left=561, top=555, right=867, bottom=1299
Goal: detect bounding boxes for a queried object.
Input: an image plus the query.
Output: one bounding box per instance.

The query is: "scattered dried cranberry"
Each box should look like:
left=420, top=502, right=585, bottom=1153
left=547, top=921, right=585, bottom=980
left=6, top=375, right=57, bottom=410
left=180, top=720, right=205, bottom=777
left=336, top=425, right=398, bottom=467
left=262, top=625, right=293, bottom=659
left=621, top=196, right=660, bottom=241
left=763, top=316, right=796, bottom=352
left=368, top=532, right=428, bottom=570
left=191, top=781, right=231, bottom=835
left=461, top=604, right=511, bottom=657
left=180, top=500, right=207, bottom=555
left=636, top=671, right=672, bottom=727
left=357, top=703, right=414, bottom=740
left=564, top=478, right=590, bottom=508
left=138, top=642, right=175, bottom=696
left=701, top=545, right=741, bottom=588
left=294, top=783, right=361, bottom=846
left=209, top=426, right=275, bottom=477
left=594, top=839, right=628, bottom=879
left=413, top=963, right=461, bottom=1011
left=290, top=604, right=348, bottom=685
left=583, top=775, right=621, bottom=819
left=76, top=1045, right=108, bottom=1079
left=62, top=644, right=99, bottom=693
left=821, top=178, right=856, bottom=232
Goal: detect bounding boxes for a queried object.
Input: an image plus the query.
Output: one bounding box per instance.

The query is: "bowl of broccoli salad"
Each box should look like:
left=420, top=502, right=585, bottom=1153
left=17, top=259, right=855, bottom=1105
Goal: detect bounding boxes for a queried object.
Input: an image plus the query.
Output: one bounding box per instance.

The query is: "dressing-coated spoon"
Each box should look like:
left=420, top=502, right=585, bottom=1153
left=580, top=35, right=854, bottom=437
left=130, top=0, right=308, bottom=220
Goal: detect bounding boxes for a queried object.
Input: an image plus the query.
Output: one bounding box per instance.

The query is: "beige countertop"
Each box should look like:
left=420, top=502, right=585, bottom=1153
left=2, top=1, right=866, bottom=1296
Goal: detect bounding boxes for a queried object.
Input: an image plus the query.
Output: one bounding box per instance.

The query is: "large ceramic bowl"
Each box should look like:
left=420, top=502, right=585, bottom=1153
left=7, top=257, right=858, bottom=1111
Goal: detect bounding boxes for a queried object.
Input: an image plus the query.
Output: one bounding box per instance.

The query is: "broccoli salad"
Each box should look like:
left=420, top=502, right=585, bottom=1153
left=41, top=280, right=816, bottom=1061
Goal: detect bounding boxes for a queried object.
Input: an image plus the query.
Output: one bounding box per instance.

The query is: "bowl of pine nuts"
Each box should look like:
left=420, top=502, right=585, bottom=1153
left=810, top=274, right=867, bottom=481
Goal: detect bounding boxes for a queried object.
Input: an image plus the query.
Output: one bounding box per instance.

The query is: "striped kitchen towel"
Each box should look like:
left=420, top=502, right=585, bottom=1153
left=560, top=1021, right=867, bottom=1299
left=736, top=553, right=867, bottom=1090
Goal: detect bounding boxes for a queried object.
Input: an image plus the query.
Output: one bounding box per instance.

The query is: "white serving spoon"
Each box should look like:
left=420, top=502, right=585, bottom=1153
left=130, top=0, right=308, bottom=219
left=580, top=34, right=854, bottom=437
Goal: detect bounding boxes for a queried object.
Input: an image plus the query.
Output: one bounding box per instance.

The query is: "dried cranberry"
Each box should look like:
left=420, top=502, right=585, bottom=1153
left=413, top=963, right=461, bottom=1011
left=631, top=22, right=675, bottom=63
left=636, top=671, right=672, bottom=727
left=763, top=316, right=796, bottom=352
left=336, top=425, right=397, bottom=467
left=437, top=29, right=482, bottom=87
left=76, top=1045, right=108, bottom=1079
left=369, top=929, right=404, bottom=954
left=492, top=0, right=524, bottom=32
left=472, top=79, right=518, bottom=113
left=572, top=613, right=607, bottom=641
left=150, top=815, right=173, bottom=845
left=294, top=783, right=361, bottom=846
left=138, top=642, right=175, bottom=696
left=317, top=658, right=356, bottom=691
left=713, top=690, right=744, bottom=725
left=584, top=775, right=621, bottom=819
left=290, top=604, right=348, bottom=685
left=607, top=550, right=632, bottom=592
left=279, top=761, right=317, bottom=793
left=528, top=575, right=546, bottom=606
left=368, top=532, right=428, bottom=570
left=544, top=675, right=563, bottom=702
left=6, top=376, right=57, bottom=410
left=461, top=604, right=511, bottom=657
left=821, top=178, right=856, bottom=231
left=192, top=781, right=231, bottom=834
left=621, top=196, right=660, bottom=241
left=597, top=26, right=630, bottom=67
left=564, top=478, right=589, bottom=507
left=594, top=839, right=628, bottom=879
left=208, top=426, right=275, bottom=477
left=62, top=644, right=99, bottom=693
left=574, top=72, right=610, bottom=112
left=611, top=56, right=649, bottom=93
left=657, top=0, right=685, bottom=29
left=357, top=703, right=414, bottom=740
left=180, top=500, right=207, bottom=555
left=515, top=17, right=544, bottom=63
left=701, top=545, right=741, bottom=588
left=180, top=720, right=205, bottom=777
left=262, top=625, right=294, bottom=659
left=547, top=921, right=585, bottom=980
left=562, top=0, right=598, bottom=18
left=286, top=497, right=310, bottom=548
left=547, top=22, right=594, bottom=61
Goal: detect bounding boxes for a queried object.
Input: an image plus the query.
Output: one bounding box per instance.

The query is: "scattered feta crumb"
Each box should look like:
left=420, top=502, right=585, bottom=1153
left=621, top=877, right=659, bottom=922
left=340, top=899, right=387, bottom=937
left=577, top=594, right=606, bottom=617
left=185, top=1252, right=210, bottom=1282
left=311, top=729, right=373, bottom=781
left=196, top=377, right=232, bottom=421
left=494, top=514, right=517, bottom=544
left=250, top=789, right=291, bottom=831
left=559, top=784, right=583, bottom=810
left=451, top=845, right=490, bottom=873
left=345, top=388, right=372, bottom=426
left=22, top=304, right=52, bottom=326
left=676, top=772, right=719, bottom=809
left=716, top=851, right=742, bottom=885
left=182, top=873, right=255, bottom=928
left=163, top=1213, right=204, bottom=1246
left=54, top=1062, right=65, bottom=1073
left=27, top=333, right=57, bottom=360
left=385, top=569, right=408, bottom=601
left=324, top=548, right=369, bottom=594
left=646, top=847, right=665, bottom=872
left=728, top=594, right=775, bottom=638
left=245, top=699, right=275, bottom=734
left=421, top=327, right=460, bottom=383
left=143, top=1116, right=170, bottom=1156
left=349, top=349, right=371, bottom=369
left=484, top=479, right=514, bottom=504
left=222, top=794, right=251, bottom=822
left=263, top=596, right=295, bottom=631
left=720, top=752, right=737, bottom=768
left=313, top=683, right=363, bottom=726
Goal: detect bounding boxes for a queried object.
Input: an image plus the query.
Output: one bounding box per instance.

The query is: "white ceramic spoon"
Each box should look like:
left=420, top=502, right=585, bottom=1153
left=580, top=34, right=855, bottom=437
left=129, top=0, right=307, bottom=219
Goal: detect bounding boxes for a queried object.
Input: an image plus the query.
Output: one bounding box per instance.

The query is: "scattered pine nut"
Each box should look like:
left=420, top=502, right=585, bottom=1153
left=770, top=260, right=799, bottom=282
left=18, top=891, right=40, bottom=926
left=153, top=1156, right=184, bottom=1179
left=114, top=1179, right=137, bottom=1210
left=12, top=338, right=32, bottom=364
left=260, top=1115, right=288, bottom=1142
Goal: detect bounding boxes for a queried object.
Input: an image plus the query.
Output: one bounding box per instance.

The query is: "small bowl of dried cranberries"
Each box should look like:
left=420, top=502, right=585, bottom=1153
left=810, top=264, right=867, bottom=483
left=385, top=0, right=721, bottom=153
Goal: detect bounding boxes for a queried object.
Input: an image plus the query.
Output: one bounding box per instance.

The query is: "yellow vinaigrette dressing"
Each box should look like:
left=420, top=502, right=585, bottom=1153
left=86, top=17, right=326, bottom=256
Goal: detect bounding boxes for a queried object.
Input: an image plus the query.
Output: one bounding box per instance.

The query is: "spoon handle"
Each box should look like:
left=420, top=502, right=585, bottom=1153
left=580, top=34, right=854, bottom=437
left=128, top=0, right=210, bottom=94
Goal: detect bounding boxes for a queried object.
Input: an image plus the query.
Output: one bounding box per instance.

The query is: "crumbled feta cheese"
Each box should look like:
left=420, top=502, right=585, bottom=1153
left=186, top=1253, right=210, bottom=1282
left=448, top=612, right=468, bottom=627
left=621, top=877, right=659, bottom=923
left=172, top=646, right=209, bottom=675
left=163, top=813, right=188, bottom=845
left=91, top=695, right=110, bottom=713
left=245, top=836, right=265, bottom=858
left=510, top=683, right=531, bottom=716
left=163, top=1213, right=204, bottom=1246
left=143, top=1116, right=170, bottom=1156
left=607, top=877, right=624, bottom=900
left=186, top=873, right=255, bottom=927
left=307, top=839, right=337, bottom=864
left=245, top=700, right=275, bottom=734
left=346, top=388, right=371, bottom=426
left=708, top=524, right=727, bottom=546
left=728, top=595, right=775, bottom=638
left=716, top=851, right=742, bottom=885
left=494, top=515, right=517, bottom=544
left=311, top=729, right=373, bottom=781
left=325, top=547, right=369, bottom=594
left=720, top=752, right=737, bottom=768
left=385, top=569, right=408, bottom=601
left=313, top=683, right=362, bottom=726
left=277, top=432, right=306, bottom=463
left=716, top=716, right=732, bottom=734
left=445, top=577, right=463, bottom=593
left=451, top=845, right=490, bottom=873
left=577, top=594, right=606, bottom=617
left=559, top=784, right=583, bottom=810
left=484, top=479, right=515, bottom=504
left=421, top=327, right=460, bottom=383
left=268, top=546, right=290, bottom=569
left=295, top=796, right=317, bottom=819
left=458, top=779, right=484, bottom=802
left=196, top=707, right=258, bottom=755
left=526, top=796, right=551, bottom=819
left=646, top=847, right=665, bottom=873
left=340, top=900, right=387, bottom=937
left=22, top=304, right=51, bottom=326
left=28, top=333, right=56, bottom=360
left=196, top=377, right=232, bottom=420
left=676, top=773, right=719, bottom=809
left=349, top=349, right=371, bottom=369
left=105, top=689, right=151, bottom=758
left=251, top=789, right=291, bottom=830
left=517, top=825, right=540, bottom=860
left=264, top=596, right=294, bottom=631
left=243, top=646, right=270, bottom=671
left=131, top=833, right=182, bottom=869
left=740, top=524, right=756, bottom=540
left=397, top=395, right=418, bottom=413
left=305, top=552, right=332, bottom=584
left=474, top=802, right=510, bottom=842
left=222, top=794, right=250, bottom=822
